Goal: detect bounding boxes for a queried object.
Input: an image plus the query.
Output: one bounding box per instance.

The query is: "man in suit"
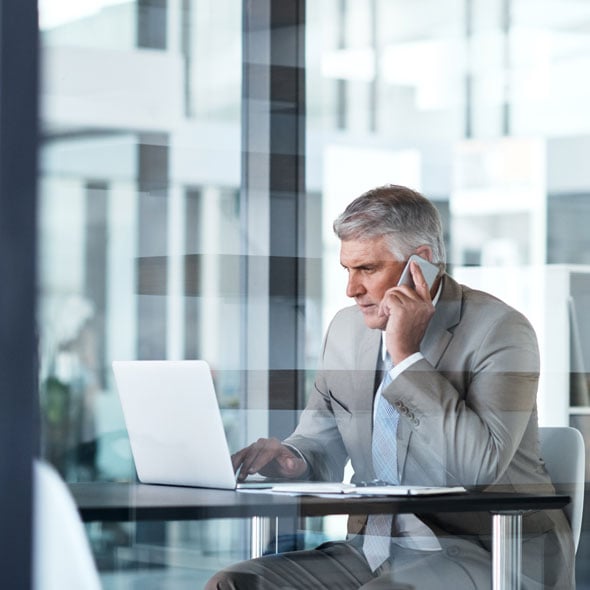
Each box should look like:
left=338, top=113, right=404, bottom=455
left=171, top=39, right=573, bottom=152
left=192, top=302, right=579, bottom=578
left=206, top=185, right=574, bottom=589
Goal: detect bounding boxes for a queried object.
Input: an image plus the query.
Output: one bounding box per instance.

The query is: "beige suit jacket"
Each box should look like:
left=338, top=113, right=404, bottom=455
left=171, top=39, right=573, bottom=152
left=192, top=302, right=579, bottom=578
left=285, top=274, right=574, bottom=588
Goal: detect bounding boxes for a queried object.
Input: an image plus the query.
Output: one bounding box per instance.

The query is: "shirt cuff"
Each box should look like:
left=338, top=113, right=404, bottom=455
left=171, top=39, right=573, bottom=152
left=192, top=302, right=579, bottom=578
left=389, top=352, right=424, bottom=381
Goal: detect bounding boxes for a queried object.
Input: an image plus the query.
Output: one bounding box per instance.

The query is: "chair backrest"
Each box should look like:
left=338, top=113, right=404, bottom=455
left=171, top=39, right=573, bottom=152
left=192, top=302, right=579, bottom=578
left=538, top=426, right=586, bottom=552
left=34, top=460, right=102, bottom=590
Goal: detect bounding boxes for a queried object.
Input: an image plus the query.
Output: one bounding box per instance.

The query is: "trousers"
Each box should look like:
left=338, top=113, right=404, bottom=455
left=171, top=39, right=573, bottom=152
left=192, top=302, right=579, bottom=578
left=205, top=536, right=493, bottom=590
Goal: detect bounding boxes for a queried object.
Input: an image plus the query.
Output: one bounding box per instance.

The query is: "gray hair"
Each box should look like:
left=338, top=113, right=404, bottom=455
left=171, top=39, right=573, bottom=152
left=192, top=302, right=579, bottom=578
left=333, top=184, right=446, bottom=265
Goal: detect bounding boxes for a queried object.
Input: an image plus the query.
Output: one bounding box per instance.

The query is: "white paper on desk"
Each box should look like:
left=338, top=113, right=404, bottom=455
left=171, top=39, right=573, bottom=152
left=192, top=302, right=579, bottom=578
left=270, top=482, right=356, bottom=494
left=268, top=482, right=467, bottom=496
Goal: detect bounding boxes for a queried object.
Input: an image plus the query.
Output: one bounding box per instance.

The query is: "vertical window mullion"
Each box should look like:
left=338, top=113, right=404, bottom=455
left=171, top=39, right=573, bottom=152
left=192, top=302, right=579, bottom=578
left=0, top=1, right=39, bottom=588
left=242, top=0, right=306, bottom=440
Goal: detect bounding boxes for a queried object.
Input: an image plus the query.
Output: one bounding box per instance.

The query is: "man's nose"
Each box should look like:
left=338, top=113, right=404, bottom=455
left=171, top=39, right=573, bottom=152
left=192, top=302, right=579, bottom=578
left=346, top=272, right=364, bottom=298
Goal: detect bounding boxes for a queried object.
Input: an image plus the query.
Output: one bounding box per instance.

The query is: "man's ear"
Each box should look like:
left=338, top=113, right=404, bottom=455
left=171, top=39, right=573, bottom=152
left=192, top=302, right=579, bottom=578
left=414, top=245, right=433, bottom=262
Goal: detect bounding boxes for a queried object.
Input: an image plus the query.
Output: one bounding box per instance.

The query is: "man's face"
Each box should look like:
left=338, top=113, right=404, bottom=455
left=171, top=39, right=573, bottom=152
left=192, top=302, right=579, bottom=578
left=340, top=236, right=406, bottom=330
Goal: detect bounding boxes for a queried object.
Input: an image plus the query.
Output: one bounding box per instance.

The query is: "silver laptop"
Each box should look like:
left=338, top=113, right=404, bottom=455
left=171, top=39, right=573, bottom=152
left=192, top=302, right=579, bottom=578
left=112, top=359, right=264, bottom=490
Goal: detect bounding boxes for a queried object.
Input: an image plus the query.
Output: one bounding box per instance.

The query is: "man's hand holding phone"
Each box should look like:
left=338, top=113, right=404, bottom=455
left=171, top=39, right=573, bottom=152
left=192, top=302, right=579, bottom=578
left=379, top=255, right=439, bottom=364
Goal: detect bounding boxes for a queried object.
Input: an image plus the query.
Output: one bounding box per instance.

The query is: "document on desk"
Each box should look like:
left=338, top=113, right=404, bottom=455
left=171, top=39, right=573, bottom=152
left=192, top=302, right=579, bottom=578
left=255, top=482, right=467, bottom=496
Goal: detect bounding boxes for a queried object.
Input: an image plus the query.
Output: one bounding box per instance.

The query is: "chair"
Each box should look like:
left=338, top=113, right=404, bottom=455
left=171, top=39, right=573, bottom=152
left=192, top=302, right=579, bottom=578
left=538, top=426, right=586, bottom=552
left=33, top=460, right=101, bottom=590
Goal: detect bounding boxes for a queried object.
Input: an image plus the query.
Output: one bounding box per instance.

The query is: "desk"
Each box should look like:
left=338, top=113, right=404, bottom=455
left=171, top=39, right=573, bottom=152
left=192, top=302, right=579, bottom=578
left=70, top=483, right=569, bottom=590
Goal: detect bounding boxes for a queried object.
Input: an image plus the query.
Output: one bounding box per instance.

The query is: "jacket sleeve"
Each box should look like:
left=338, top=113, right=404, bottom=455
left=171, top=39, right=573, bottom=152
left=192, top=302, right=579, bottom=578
left=283, top=319, right=350, bottom=482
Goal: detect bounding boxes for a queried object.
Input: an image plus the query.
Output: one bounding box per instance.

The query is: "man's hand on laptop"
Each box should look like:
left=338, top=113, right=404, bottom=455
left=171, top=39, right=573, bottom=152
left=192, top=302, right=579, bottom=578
left=232, top=437, right=307, bottom=481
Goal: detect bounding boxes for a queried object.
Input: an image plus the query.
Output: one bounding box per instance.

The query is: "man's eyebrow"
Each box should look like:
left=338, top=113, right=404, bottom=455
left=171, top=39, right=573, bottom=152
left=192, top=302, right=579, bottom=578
left=341, top=261, right=380, bottom=270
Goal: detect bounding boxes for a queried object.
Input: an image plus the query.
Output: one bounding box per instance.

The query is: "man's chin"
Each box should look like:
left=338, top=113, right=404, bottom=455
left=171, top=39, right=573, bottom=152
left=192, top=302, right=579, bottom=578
left=361, top=313, right=387, bottom=331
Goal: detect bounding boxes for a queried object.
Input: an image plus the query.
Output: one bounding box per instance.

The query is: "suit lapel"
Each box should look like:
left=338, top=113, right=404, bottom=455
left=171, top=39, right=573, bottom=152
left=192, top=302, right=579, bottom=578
left=421, top=275, right=462, bottom=367
left=356, top=327, right=381, bottom=475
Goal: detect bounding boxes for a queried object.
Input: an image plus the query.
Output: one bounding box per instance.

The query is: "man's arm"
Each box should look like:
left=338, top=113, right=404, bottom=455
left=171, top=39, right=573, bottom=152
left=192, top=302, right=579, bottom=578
left=231, top=390, right=346, bottom=483
left=283, top=380, right=350, bottom=482
left=233, top=316, right=349, bottom=483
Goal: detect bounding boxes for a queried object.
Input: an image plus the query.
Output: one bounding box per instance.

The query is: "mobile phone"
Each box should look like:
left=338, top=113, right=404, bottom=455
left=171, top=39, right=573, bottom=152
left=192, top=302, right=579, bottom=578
left=397, top=254, right=439, bottom=290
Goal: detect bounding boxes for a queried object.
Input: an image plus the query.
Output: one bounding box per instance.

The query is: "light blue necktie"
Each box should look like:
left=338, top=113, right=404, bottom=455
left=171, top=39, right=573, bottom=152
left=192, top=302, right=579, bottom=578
left=363, top=355, right=400, bottom=571
left=371, top=362, right=399, bottom=484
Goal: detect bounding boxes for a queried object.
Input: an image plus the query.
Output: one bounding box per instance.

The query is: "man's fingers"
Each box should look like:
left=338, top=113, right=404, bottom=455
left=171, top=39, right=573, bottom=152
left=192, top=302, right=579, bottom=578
left=231, top=446, right=249, bottom=471
left=378, top=287, right=407, bottom=318
left=232, top=441, right=264, bottom=479
left=231, top=438, right=292, bottom=480
left=246, top=446, right=277, bottom=475
left=409, top=261, right=432, bottom=301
